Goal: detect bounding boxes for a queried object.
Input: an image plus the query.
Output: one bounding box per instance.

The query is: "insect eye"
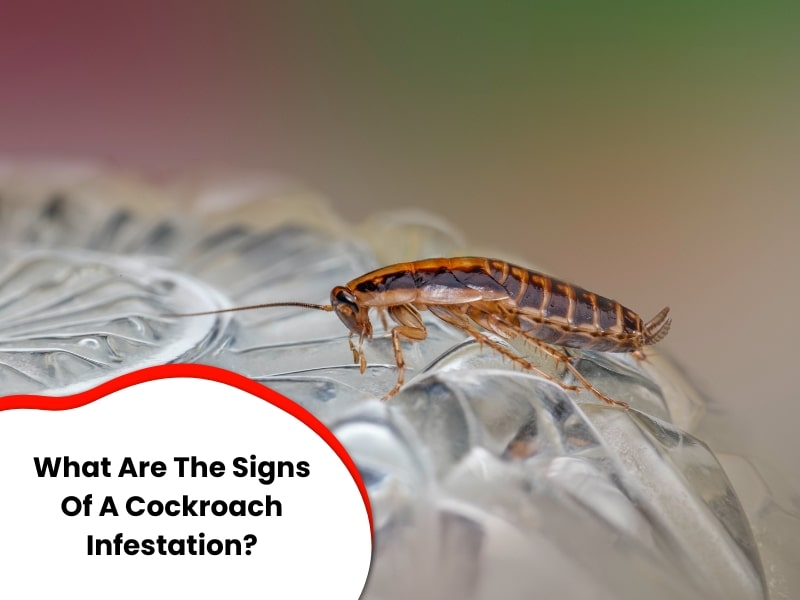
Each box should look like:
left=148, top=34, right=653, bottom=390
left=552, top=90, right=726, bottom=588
left=332, top=287, right=359, bottom=313
left=335, top=289, right=355, bottom=305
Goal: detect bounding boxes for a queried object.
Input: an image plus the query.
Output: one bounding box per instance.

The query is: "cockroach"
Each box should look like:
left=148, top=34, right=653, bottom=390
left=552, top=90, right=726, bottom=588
left=170, top=257, right=671, bottom=409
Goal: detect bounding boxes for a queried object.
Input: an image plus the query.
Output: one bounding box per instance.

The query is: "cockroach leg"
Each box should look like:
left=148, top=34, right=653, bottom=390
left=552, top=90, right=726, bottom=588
left=469, top=305, right=629, bottom=408
left=348, top=332, right=368, bottom=373
left=427, top=305, right=582, bottom=394
left=357, top=331, right=368, bottom=373
left=378, top=308, right=390, bottom=331
left=528, top=339, right=630, bottom=410
left=348, top=332, right=359, bottom=364
left=383, top=323, right=427, bottom=400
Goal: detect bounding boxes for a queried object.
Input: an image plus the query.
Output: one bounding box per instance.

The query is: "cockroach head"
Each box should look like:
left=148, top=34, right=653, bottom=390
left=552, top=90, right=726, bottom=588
left=331, top=286, right=372, bottom=337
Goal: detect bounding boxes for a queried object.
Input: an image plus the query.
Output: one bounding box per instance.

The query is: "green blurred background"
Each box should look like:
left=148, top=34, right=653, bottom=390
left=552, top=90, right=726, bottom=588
left=1, top=3, right=798, bottom=478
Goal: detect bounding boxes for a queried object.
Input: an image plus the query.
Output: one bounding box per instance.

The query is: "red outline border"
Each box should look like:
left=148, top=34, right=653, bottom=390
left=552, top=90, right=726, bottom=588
left=0, top=364, right=373, bottom=539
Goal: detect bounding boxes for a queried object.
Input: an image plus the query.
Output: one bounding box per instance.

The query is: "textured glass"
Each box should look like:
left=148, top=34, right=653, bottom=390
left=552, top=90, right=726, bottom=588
left=1, top=164, right=795, bottom=599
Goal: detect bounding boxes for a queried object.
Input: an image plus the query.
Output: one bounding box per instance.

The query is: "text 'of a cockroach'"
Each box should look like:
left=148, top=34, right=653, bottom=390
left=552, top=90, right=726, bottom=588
left=168, top=257, right=671, bottom=409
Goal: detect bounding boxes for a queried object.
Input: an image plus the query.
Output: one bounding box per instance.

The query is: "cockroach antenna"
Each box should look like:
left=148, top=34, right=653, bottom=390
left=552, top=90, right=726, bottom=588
left=163, top=301, right=334, bottom=318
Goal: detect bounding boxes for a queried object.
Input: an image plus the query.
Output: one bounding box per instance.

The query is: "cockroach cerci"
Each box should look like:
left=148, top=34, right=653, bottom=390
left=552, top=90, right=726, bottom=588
left=171, top=257, right=671, bottom=409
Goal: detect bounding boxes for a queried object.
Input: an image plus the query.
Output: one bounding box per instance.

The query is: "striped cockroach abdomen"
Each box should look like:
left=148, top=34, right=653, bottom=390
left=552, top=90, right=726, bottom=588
left=346, top=257, right=669, bottom=353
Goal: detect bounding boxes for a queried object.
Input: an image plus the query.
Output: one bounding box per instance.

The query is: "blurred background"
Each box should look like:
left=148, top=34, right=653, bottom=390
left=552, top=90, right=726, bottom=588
left=1, top=3, right=797, bottom=479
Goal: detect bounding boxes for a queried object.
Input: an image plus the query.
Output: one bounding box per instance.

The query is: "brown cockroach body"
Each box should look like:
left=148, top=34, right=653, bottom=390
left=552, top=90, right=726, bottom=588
left=174, top=257, right=671, bottom=409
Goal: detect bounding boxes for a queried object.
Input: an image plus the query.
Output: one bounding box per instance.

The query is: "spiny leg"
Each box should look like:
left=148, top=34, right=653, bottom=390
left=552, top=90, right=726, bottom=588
left=427, top=305, right=581, bottom=393
left=348, top=332, right=358, bottom=363
left=377, top=307, right=390, bottom=332
left=382, top=305, right=427, bottom=400
left=465, top=304, right=628, bottom=409
left=525, top=337, right=630, bottom=410
left=348, top=332, right=367, bottom=373
left=384, top=325, right=427, bottom=400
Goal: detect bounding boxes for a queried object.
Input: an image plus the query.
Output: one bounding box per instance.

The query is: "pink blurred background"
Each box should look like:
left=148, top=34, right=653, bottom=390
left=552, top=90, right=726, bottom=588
left=1, top=3, right=798, bottom=476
